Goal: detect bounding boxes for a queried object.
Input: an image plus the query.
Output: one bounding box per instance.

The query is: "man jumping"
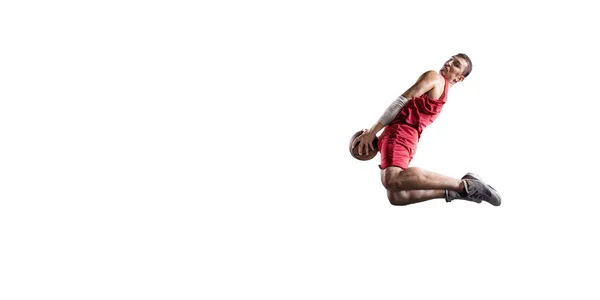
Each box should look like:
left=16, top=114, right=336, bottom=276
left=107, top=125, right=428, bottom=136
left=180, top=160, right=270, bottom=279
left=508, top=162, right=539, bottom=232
left=352, top=54, right=501, bottom=206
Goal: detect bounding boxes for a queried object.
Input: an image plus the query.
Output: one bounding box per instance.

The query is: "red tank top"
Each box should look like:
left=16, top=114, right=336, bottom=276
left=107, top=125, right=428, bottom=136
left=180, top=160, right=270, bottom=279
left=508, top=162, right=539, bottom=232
left=380, top=76, right=449, bottom=145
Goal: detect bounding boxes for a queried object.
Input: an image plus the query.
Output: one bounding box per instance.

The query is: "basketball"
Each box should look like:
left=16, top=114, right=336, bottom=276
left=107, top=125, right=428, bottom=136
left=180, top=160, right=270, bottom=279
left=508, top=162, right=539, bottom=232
left=349, top=130, right=379, bottom=161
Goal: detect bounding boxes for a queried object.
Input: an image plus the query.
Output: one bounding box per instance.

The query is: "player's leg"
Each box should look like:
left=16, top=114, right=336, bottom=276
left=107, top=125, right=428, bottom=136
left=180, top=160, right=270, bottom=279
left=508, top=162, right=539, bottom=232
left=381, top=166, right=464, bottom=191
left=386, top=189, right=446, bottom=206
left=377, top=136, right=501, bottom=206
left=381, top=167, right=502, bottom=206
left=380, top=167, right=463, bottom=206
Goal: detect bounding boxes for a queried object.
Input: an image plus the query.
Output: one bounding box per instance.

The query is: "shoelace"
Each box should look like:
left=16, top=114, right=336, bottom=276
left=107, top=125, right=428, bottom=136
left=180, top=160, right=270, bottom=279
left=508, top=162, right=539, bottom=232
left=465, top=181, right=492, bottom=201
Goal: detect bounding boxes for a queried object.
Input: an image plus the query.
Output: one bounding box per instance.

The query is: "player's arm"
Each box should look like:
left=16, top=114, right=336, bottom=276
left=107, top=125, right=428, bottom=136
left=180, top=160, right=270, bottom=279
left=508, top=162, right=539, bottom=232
left=371, top=70, right=439, bottom=133
left=399, top=70, right=439, bottom=100
left=353, top=71, right=439, bottom=155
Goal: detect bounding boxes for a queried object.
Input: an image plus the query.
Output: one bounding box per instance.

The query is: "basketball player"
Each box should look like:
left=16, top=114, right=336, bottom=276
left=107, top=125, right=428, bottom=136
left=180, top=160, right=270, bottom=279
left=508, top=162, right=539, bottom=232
left=352, top=54, right=501, bottom=206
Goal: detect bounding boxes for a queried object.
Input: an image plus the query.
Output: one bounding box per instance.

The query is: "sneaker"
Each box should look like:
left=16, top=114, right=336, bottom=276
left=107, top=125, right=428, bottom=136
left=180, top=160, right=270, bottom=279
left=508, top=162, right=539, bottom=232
left=462, top=172, right=483, bottom=181
left=446, top=173, right=483, bottom=202
left=445, top=173, right=502, bottom=206
left=462, top=179, right=502, bottom=206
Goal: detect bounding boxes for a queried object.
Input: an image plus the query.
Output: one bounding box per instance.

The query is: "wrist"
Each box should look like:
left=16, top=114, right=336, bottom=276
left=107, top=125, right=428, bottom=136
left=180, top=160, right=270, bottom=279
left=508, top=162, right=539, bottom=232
left=365, top=130, right=376, bottom=138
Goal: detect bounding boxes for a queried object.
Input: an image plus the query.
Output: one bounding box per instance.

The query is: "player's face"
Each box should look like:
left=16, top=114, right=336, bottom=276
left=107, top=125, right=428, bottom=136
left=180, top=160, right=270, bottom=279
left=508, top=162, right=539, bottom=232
left=440, top=56, right=467, bottom=82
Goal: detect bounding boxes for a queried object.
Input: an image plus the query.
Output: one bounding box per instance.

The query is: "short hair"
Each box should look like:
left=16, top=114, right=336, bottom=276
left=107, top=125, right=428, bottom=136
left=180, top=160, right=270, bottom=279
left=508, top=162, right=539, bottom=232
left=456, top=53, right=472, bottom=77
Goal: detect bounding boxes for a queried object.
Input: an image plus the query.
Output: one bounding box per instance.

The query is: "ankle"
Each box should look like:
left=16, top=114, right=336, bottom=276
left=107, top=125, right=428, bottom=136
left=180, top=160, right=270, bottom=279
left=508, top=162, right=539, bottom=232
left=457, top=180, right=466, bottom=193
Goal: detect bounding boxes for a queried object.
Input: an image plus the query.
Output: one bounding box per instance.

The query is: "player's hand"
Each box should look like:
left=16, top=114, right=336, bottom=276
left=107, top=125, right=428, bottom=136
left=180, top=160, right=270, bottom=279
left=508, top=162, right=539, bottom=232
left=352, top=129, right=376, bottom=156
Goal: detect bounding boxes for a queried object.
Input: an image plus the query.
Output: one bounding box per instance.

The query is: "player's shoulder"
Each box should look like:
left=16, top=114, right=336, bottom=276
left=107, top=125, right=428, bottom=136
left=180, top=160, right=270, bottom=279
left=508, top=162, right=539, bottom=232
left=422, top=70, right=444, bottom=80
left=417, top=70, right=444, bottom=83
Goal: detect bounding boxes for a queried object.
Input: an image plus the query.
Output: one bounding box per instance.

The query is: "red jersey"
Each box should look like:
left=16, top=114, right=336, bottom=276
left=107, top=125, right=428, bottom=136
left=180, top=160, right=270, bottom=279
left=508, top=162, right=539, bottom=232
left=378, top=76, right=449, bottom=169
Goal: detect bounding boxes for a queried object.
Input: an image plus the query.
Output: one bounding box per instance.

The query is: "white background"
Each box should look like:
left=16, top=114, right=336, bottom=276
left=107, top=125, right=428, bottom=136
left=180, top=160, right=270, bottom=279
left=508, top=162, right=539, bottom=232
left=2, top=0, right=599, bottom=299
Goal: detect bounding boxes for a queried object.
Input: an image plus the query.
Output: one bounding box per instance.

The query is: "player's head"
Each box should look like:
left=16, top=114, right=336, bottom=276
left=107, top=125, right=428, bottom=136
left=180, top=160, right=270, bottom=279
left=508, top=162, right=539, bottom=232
left=440, top=53, right=472, bottom=84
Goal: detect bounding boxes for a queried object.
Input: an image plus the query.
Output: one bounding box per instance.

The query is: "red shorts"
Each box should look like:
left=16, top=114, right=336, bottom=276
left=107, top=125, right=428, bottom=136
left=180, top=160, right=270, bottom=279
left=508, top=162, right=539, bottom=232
left=378, top=124, right=418, bottom=170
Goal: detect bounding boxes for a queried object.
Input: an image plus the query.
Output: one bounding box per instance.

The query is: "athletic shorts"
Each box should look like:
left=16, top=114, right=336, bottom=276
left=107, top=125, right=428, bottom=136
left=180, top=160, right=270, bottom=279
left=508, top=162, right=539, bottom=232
left=378, top=124, right=418, bottom=170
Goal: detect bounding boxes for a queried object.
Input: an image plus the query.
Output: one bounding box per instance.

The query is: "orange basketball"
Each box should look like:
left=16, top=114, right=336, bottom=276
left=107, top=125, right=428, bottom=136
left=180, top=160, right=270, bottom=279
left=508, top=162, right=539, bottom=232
left=349, top=130, right=379, bottom=161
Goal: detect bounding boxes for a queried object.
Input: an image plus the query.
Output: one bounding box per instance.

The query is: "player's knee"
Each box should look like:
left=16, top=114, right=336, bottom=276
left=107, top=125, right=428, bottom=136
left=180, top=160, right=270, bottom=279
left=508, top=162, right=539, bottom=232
left=387, top=190, right=410, bottom=206
left=382, top=177, right=396, bottom=190
left=382, top=169, right=402, bottom=190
